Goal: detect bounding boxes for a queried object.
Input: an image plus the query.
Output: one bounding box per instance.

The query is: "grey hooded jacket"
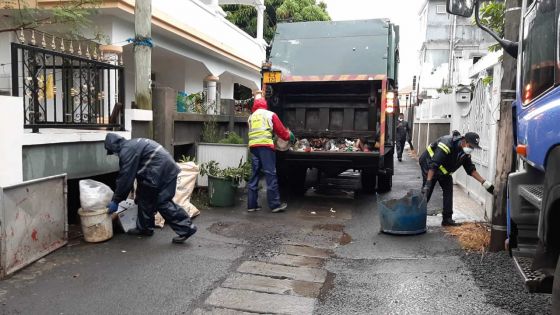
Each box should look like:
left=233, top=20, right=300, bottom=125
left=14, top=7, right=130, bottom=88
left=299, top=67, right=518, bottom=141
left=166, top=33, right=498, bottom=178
left=104, top=133, right=180, bottom=203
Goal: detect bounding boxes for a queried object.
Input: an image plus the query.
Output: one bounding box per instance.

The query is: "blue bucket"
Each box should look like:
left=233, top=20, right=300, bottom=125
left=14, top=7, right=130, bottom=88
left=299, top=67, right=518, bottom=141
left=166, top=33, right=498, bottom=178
left=378, top=190, right=427, bottom=235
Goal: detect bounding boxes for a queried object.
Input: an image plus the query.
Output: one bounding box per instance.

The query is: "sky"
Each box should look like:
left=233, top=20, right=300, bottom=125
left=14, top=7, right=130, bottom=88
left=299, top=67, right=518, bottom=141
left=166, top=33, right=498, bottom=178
left=321, top=0, right=425, bottom=88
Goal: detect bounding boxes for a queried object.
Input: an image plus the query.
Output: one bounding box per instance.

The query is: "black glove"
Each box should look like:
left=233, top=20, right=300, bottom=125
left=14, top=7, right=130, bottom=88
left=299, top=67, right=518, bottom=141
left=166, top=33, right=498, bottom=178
left=421, top=180, right=432, bottom=195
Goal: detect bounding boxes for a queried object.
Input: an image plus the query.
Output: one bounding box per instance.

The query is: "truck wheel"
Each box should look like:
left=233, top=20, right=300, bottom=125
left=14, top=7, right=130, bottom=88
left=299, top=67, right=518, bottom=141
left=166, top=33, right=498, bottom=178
left=361, top=169, right=376, bottom=193
left=377, top=174, right=392, bottom=193
left=290, top=168, right=308, bottom=196
left=553, top=255, right=560, bottom=315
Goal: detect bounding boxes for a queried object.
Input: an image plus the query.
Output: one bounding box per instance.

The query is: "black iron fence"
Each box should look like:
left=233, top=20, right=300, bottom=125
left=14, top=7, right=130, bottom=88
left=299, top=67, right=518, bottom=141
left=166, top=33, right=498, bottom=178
left=11, top=42, right=125, bottom=132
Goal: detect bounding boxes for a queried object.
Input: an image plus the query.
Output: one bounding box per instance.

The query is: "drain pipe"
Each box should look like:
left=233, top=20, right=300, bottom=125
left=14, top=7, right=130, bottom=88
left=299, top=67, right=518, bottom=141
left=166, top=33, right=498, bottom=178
left=448, top=15, right=457, bottom=86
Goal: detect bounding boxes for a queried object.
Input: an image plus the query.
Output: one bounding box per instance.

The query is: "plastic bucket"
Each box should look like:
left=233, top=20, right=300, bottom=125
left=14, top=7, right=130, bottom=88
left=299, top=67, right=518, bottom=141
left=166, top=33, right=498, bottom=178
left=378, top=190, right=427, bottom=235
left=78, top=208, right=113, bottom=242
left=208, top=175, right=237, bottom=207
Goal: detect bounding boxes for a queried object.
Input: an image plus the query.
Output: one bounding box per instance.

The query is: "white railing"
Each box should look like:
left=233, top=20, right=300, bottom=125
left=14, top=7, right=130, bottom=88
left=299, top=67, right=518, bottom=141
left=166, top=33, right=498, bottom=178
left=153, top=0, right=265, bottom=66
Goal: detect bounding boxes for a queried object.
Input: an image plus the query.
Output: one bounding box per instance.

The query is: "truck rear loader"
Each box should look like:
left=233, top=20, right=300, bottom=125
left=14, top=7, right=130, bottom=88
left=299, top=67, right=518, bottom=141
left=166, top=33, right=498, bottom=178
left=262, top=19, right=400, bottom=194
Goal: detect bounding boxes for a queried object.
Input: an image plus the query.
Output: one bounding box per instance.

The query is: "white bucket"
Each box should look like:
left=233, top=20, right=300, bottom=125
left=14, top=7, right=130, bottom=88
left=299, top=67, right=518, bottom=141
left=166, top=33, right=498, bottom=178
left=78, top=208, right=113, bottom=243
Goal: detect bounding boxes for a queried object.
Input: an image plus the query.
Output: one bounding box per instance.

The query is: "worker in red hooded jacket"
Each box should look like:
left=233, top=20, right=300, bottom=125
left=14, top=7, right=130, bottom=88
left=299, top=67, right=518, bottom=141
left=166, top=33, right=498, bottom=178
left=247, top=98, right=295, bottom=213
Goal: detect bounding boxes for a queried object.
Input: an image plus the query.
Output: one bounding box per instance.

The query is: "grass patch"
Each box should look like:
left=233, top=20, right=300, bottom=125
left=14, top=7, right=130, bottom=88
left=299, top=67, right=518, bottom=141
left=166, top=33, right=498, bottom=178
left=444, top=222, right=491, bottom=253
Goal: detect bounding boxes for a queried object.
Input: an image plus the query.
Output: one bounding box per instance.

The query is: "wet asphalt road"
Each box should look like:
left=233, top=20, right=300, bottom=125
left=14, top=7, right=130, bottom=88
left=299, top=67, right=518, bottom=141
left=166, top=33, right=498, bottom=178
left=0, top=150, right=551, bottom=314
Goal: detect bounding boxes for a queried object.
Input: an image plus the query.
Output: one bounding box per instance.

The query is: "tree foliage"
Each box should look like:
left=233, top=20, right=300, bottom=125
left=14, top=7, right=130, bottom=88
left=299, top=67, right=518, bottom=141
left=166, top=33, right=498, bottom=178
left=0, top=0, right=102, bottom=38
left=222, top=0, right=330, bottom=43
left=476, top=1, right=505, bottom=52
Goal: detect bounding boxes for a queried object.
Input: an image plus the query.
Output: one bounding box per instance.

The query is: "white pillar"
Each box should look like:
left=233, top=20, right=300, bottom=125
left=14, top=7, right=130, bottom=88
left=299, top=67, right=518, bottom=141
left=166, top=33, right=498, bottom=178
left=0, top=96, right=23, bottom=187
left=256, top=4, right=265, bottom=42
left=205, top=75, right=219, bottom=114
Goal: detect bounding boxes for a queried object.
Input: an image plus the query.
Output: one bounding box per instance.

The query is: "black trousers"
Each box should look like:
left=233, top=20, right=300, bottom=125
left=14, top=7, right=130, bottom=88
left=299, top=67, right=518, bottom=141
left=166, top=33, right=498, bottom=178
left=397, top=140, right=406, bottom=159
left=136, top=178, right=194, bottom=236
left=419, top=157, right=454, bottom=219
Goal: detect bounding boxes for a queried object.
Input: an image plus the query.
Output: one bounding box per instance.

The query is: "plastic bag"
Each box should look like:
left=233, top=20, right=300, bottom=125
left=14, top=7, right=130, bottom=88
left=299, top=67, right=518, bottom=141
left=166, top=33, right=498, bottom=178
left=79, top=179, right=114, bottom=211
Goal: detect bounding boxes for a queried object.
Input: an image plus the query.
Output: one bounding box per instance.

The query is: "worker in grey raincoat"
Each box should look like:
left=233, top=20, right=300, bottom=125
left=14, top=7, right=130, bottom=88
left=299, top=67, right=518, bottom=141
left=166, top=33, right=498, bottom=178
left=104, top=133, right=196, bottom=243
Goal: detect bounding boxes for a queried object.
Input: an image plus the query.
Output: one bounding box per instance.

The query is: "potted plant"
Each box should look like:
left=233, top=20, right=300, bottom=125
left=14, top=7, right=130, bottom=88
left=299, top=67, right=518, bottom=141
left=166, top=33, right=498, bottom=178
left=196, top=131, right=248, bottom=186
left=199, top=159, right=251, bottom=207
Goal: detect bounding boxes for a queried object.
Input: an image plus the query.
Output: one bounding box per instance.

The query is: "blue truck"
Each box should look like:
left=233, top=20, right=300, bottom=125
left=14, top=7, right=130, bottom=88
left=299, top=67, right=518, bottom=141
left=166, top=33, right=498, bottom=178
left=447, top=0, right=560, bottom=310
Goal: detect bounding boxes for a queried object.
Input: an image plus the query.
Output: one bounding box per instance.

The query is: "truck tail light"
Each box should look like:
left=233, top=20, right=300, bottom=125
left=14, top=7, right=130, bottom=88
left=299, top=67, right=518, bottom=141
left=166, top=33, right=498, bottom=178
left=386, top=92, right=395, bottom=114
left=516, top=144, right=527, bottom=157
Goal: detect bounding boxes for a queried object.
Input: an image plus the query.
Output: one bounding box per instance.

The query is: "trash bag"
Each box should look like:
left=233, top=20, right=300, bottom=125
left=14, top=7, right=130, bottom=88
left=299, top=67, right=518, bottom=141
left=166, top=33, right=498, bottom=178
left=79, top=179, right=114, bottom=211
left=276, top=137, right=290, bottom=151
left=173, top=162, right=201, bottom=218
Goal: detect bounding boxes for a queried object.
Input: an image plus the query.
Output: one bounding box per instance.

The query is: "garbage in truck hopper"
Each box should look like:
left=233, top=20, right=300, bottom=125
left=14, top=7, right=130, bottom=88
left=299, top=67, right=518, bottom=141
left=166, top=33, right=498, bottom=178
left=291, top=138, right=377, bottom=152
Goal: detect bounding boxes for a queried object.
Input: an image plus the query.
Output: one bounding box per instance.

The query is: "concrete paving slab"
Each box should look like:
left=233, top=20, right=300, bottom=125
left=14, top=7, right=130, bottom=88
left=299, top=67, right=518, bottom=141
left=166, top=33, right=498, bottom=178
left=205, top=287, right=316, bottom=315
left=237, top=261, right=327, bottom=283
left=221, top=273, right=323, bottom=298
left=278, top=244, right=332, bottom=258
left=267, top=253, right=324, bottom=268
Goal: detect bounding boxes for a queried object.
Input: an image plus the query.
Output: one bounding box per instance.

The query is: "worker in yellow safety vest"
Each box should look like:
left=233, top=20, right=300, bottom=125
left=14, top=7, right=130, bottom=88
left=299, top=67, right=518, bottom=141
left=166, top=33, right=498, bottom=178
left=419, top=131, right=494, bottom=226
left=247, top=98, right=295, bottom=213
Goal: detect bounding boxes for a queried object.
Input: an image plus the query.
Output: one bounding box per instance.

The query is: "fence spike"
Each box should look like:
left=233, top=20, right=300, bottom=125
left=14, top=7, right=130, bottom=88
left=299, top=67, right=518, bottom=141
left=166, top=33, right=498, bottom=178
left=41, top=33, right=46, bottom=48
left=51, top=36, right=56, bottom=50
left=78, top=43, right=82, bottom=56
left=19, top=28, right=25, bottom=44
left=30, top=30, right=36, bottom=45
left=60, top=38, right=65, bottom=52
left=69, top=41, right=74, bottom=54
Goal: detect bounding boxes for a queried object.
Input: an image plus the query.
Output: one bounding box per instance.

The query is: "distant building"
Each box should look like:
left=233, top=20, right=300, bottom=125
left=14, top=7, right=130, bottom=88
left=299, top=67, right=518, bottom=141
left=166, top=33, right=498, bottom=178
left=417, top=0, right=495, bottom=97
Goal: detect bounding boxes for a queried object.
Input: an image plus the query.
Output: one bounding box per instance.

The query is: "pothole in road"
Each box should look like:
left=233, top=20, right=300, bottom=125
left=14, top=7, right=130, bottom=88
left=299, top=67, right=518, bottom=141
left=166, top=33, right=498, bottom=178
left=317, top=271, right=336, bottom=303
left=313, top=224, right=352, bottom=246
left=339, top=232, right=352, bottom=245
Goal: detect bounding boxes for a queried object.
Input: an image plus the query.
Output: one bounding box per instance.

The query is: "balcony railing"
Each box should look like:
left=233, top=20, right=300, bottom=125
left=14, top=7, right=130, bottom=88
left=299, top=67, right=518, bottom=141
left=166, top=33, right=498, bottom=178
left=11, top=38, right=125, bottom=132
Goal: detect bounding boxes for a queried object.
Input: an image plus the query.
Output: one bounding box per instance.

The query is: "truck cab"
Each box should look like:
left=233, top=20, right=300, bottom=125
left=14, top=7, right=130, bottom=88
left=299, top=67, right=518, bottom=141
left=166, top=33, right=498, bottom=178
left=262, top=19, right=399, bottom=194
left=508, top=0, right=560, bottom=295
left=447, top=0, right=560, bottom=306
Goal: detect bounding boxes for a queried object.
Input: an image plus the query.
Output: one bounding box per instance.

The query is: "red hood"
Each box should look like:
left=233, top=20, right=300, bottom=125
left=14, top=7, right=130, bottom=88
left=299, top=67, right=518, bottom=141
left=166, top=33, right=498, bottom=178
left=252, top=98, right=268, bottom=112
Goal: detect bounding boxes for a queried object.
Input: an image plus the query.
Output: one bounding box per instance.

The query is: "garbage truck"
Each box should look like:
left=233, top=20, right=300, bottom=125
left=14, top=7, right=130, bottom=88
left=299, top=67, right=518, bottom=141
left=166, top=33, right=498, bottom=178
left=447, top=0, right=560, bottom=309
left=262, top=19, right=400, bottom=194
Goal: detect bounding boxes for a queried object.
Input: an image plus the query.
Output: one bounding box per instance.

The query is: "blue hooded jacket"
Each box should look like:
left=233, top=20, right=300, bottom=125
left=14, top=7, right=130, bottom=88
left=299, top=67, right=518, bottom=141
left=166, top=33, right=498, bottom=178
left=104, top=133, right=180, bottom=203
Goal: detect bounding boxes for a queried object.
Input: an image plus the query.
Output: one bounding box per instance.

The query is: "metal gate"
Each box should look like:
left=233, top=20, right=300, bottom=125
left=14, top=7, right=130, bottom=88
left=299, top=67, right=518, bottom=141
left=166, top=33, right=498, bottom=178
left=0, top=174, right=68, bottom=278
left=11, top=41, right=124, bottom=132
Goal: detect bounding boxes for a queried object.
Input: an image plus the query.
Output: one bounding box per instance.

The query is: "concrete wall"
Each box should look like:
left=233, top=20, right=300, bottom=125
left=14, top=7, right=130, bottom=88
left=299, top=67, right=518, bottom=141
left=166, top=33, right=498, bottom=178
left=22, top=142, right=119, bottom=181
left=412, top=120, right=450, bottom=155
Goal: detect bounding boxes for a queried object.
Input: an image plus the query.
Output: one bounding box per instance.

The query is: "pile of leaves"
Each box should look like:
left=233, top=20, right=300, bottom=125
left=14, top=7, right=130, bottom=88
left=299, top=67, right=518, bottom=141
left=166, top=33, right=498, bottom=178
left=444, top=222, right=491, bottom=253
left=199, top=158, right=251, bottom=183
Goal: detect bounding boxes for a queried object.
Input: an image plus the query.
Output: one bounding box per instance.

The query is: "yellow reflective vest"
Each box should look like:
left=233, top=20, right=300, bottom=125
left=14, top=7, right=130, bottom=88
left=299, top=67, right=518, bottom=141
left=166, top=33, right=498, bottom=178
left=248, top=110, right=274, bottom=147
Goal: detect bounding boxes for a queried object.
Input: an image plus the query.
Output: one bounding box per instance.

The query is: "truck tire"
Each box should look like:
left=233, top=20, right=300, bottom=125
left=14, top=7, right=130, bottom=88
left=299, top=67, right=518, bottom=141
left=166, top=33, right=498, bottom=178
left=552, top=255, right=560, bottom=315
left=361, top=168, right=376, bottom=193
left=377, top=174, right=392, bottom=193
left=377, top=154, right=394, bottom=193
left=289, top=167, right=308, bottom=195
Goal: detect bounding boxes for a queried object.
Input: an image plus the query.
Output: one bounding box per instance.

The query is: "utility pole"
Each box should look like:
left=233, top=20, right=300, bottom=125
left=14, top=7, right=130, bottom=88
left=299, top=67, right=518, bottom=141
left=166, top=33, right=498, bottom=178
left=489, top=0, right=522, bottom=251
left=135, top=0, right=153, bottom=138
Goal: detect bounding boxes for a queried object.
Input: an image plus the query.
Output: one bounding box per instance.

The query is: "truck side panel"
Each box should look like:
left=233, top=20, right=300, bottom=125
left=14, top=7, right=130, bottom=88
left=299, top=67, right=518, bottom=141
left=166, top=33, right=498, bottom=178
left=517, top=86, right=560, bottom=170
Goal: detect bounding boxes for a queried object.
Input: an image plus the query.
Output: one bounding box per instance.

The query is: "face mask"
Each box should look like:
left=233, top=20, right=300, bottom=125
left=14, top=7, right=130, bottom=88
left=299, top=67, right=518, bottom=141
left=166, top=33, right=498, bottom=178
left=463, top=146, right=473, bottom=155
left=398, top=118, right=404, bottom=122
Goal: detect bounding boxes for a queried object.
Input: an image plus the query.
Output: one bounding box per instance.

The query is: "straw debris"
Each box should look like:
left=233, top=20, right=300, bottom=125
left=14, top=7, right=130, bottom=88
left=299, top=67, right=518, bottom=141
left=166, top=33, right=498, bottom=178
left=444, top=222, right=491, bottom=253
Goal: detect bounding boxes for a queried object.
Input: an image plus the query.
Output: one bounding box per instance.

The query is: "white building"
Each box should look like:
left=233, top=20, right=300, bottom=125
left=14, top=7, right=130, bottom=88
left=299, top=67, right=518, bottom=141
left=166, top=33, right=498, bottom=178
left=0, top=0, right=266, bottom=221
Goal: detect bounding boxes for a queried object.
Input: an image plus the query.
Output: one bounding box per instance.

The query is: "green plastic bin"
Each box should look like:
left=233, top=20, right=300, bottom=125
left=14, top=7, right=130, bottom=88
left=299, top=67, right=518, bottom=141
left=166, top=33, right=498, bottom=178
left=208, top=175, right=238, bottom=207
